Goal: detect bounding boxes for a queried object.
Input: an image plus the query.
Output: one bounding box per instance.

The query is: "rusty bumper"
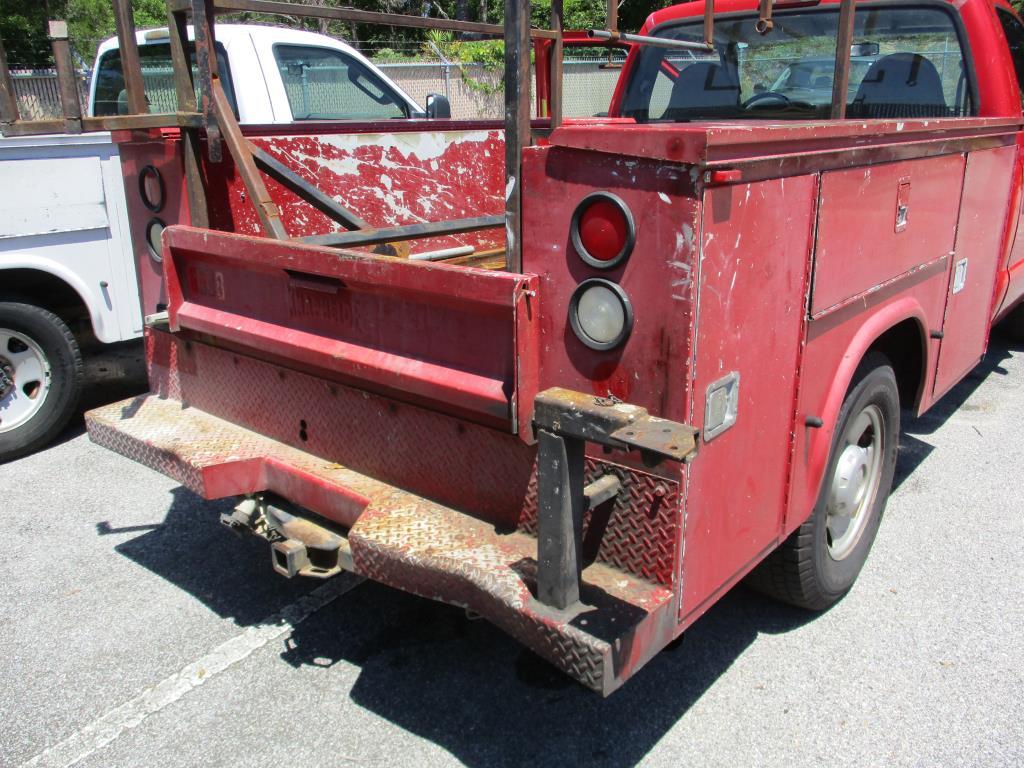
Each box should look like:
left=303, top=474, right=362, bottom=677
left=86, top=394, right=678, bottom=695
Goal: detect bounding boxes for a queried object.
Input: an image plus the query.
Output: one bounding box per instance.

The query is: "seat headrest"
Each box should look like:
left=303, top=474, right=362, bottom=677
left=664, top=62, right=740, bottom=118
left=850, top=53, right=949, bottom=118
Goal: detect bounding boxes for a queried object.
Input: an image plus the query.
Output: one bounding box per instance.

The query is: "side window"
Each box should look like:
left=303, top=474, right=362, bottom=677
left=273, top=45, right=407, bottom=121
left=93, top=42, right=237, bottom=118
left=997, top=8, right=1024, bottom=109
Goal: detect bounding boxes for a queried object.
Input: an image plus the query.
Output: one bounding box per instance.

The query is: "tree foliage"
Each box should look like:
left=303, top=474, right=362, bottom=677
left=66, top=0, right=168, bottom=64
left=0, top=0, right=57, bottom=67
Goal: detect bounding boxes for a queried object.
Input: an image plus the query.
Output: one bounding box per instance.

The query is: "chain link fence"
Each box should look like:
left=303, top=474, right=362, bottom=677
left=8, top=68, right=91, bottom=121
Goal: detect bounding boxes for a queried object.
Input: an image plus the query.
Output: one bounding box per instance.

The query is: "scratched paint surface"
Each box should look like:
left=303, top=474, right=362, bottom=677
left=206, top=130, right=507, bottom=255
left=520, top=144, right=699, bottom=429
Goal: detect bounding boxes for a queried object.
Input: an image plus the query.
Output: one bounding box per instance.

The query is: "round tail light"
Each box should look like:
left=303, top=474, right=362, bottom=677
left=570, top=191, right=635, bottom=269
left=569, top=278, right=634, bottom=351
left=139, top=165, right=165, bottom=212
left=145, top=218, right=166, bottom=263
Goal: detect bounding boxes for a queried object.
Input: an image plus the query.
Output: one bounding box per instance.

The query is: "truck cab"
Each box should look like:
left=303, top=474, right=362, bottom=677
left=88, top=24, right=428, bottom=124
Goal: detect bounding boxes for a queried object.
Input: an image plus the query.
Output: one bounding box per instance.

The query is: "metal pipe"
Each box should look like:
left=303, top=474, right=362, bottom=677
left=830, top=0, right=856, bottom=119
left=703, top=0, right=715, bottom=46
left=588, top=29, right=714, bottom=52
left=0, top=35, right=22, bottom=126
left=300, top=215, right=502, bottom=249
left=175, top=0, right=557, bottom=40
left=504, top=0, right=531, bottom=273
left=112, top=0, right=148, bottom=115
left=211, top=77, right=289, bottom=239
left=249, top=141, right=370, bottom=231
left=48, top=21, right=82, bottom=134
left=606, top=0, right=618, bottom=34
left=550, top=0, right=564, bottom=129
left=191, top=0, right=221, bottom=161
left=408, top=245, right=475, bottom=261
left=756, top=0, right=774, bottom=34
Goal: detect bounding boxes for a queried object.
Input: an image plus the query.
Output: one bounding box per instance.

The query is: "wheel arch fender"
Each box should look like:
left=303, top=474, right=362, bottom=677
left=0, top=256, right=117, bottom=343
left=795, top=298, right=929, bottom=535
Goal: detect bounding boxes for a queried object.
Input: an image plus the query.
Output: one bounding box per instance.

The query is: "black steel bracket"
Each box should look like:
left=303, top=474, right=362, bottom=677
left=532, top=388, right=697, bottom=610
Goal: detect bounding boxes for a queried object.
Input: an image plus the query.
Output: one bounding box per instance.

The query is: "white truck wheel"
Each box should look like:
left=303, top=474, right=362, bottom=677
left=0, top=299, right=83, bottom=462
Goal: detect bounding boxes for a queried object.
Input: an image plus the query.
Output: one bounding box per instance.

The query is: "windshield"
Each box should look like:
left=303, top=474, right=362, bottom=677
left=618, top=5, right=973, bottom=121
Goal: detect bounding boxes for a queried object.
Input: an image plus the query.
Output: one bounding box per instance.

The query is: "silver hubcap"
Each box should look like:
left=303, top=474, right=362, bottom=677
left=0, top=329, right=52, bottom=434
left=826, top=404, right=884, bottom=561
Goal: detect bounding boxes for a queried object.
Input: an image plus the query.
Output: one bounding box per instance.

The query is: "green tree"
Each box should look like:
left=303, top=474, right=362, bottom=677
left=0, top=0, right=67, bottom=67
left=66, top=0, right=168, bottom=62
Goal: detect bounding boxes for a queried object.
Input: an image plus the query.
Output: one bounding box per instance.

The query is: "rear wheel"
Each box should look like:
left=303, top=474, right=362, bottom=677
left=747, top=351, right=900, bottom=610
left=0, top=299, right=83, bottom=462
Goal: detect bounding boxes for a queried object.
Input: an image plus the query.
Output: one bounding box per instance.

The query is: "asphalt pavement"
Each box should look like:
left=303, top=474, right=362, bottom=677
left=1, top=332, right=1021, bottom=768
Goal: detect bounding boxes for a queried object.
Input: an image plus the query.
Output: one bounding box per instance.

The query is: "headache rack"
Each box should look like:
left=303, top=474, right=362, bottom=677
left=0, top=0, right=861, bottom=273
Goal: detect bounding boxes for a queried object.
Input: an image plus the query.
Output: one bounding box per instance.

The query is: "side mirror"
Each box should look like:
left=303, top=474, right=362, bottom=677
left=753, top=82, right=767, bottom=93
left=425, top=93, right=451, bottom=119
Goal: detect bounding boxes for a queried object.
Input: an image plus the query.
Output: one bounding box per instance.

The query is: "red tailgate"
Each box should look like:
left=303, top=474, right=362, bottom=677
left=162, top=226, right=539, bottom=432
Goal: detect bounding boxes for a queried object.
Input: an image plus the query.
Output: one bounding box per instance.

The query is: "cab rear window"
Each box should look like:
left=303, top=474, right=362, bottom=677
left=619, top=5, right=974, bottom=121
left=92, top=41, right=237, bottom=117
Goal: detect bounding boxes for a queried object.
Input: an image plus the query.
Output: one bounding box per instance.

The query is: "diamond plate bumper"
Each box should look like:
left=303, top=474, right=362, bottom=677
left=86, top=394, right=677, bottom=694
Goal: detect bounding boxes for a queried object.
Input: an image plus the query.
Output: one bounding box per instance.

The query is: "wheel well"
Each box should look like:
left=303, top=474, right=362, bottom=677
left=0, top=269, right=93, bottom=341
left=867, top=318, right=926, bottom=409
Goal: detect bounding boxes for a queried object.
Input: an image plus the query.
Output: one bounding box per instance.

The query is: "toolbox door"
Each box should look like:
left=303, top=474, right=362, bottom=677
left=934, top=146, right=1017, bottom=397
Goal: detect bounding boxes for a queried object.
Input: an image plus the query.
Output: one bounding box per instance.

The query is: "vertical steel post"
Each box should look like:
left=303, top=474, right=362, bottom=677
left=830, top=0, right=856, bottom=119
left=191, top=0, right=222, bottom=161
left=536, top=429, right=585, bottom=610
left=550, top=0, right=564, bottom=130
left=704, top=0, right=715, bottom=46
left=0, top=36, right=21, bottom=128
left=169, top=7, right=209, bottom=227
left=606, top=0, right=618, bottom=34
left=48, top=21, right=82, bottom=134
left=211, top=77, right=288, bottom=239
left=503, top=0, right=531, bottom=273
left=112, top=0, right=148, bottom=115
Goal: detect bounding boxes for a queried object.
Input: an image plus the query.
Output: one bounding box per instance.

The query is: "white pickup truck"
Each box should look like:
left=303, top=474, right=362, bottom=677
left=0, top=25, right=440, bottom=461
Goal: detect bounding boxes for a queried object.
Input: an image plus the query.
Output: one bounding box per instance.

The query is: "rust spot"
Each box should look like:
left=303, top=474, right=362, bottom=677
left=590, top=361, right=632, bottom=402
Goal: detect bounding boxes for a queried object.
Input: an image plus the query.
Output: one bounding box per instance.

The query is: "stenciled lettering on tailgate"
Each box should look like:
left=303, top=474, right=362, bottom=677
left=287, top=283, right=353, bottom=325
left=186, top=263, right=226, bottom=301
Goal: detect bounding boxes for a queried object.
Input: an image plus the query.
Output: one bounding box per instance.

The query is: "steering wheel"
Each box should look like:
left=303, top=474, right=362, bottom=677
left=742, top=91, right=793, bottom=109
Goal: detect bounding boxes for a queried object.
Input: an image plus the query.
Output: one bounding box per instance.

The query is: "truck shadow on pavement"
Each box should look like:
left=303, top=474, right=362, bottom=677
left=101, top=332, right=1021, bottom=767
left=114, top=490, right=818, bottom=767
left=892, top=331, right=1020, bottom=491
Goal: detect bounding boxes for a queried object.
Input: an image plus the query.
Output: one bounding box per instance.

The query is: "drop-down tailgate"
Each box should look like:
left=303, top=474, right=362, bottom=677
left=161, top=226, right=539, bottom=434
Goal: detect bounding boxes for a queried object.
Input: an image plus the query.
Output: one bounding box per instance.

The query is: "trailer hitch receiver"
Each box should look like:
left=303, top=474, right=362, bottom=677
left=220, top=496, right=354, bottom=579
left=532, top=388, right=697, bottom=610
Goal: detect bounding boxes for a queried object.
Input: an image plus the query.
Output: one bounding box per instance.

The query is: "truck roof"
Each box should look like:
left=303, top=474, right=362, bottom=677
left=95, top=23, right=370, bottom=58
left=642, top=0, right=976, bottom=30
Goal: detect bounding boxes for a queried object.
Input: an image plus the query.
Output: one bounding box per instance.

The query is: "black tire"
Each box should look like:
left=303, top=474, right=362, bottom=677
left=0, top=299, right=83, bottom=462
left=747, top=351, right=900, bottom=610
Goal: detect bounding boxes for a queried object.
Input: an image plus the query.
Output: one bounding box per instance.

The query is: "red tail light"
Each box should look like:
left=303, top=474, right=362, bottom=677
left=571, top=192, right=635, bottom=269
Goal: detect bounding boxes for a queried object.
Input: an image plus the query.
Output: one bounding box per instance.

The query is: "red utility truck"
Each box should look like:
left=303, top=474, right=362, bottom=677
left=15, top=0, right=1024, bottom=694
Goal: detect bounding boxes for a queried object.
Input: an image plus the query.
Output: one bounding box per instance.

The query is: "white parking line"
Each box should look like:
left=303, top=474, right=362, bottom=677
left=22, top=574, right=363, bottom=768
